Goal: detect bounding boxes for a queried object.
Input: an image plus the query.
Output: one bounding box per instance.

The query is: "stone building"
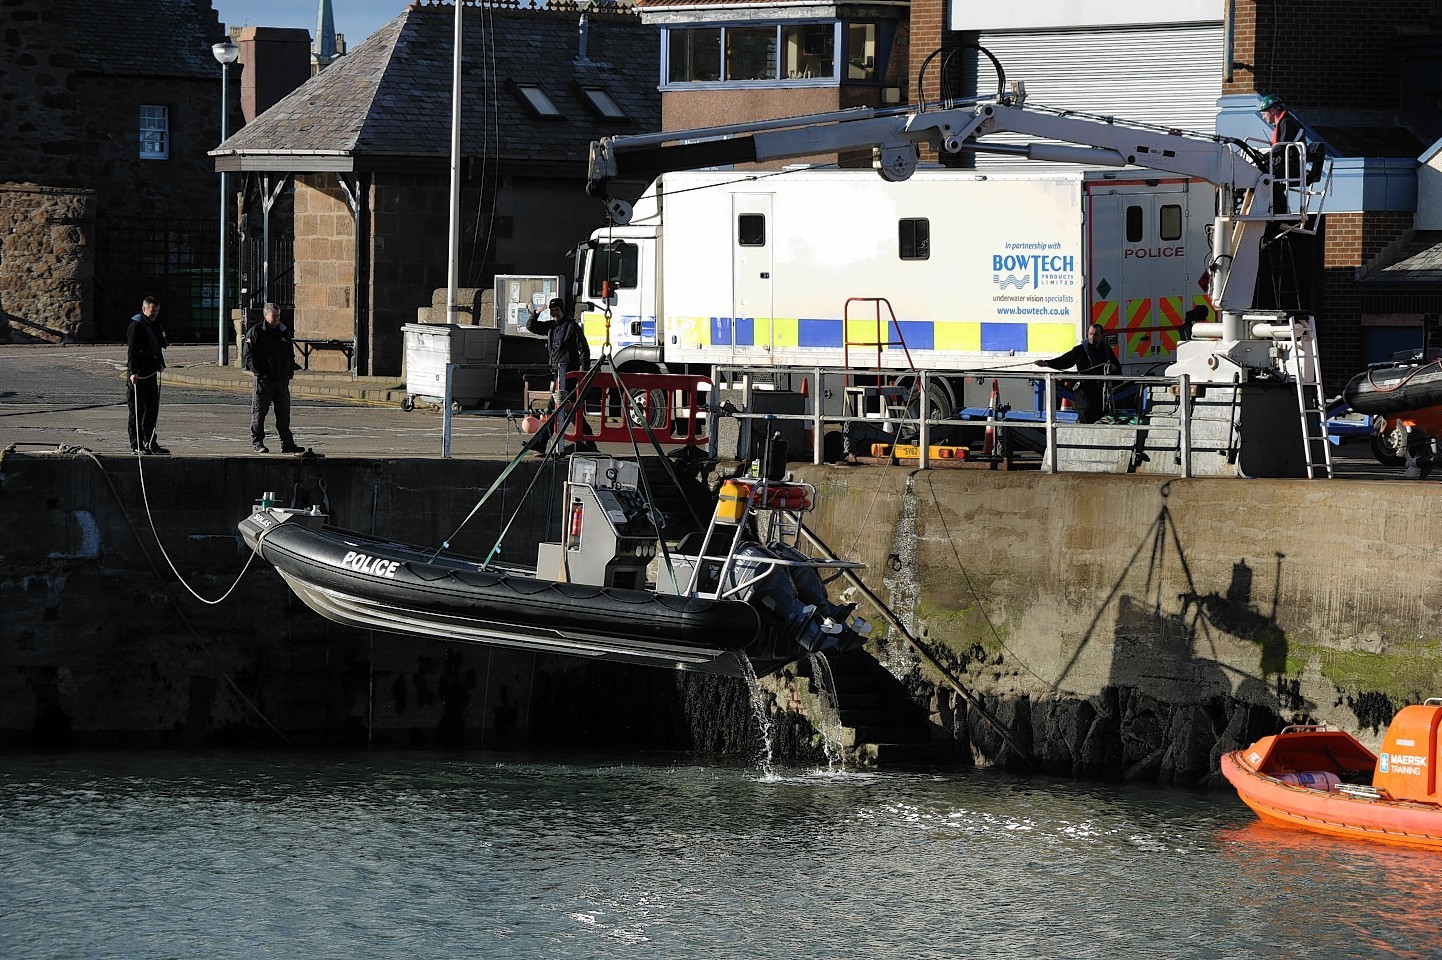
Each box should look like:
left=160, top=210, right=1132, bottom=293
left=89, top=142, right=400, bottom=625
left=212, top=0, right=660, bottom=377
left=0, top=0, right=235, bottom=341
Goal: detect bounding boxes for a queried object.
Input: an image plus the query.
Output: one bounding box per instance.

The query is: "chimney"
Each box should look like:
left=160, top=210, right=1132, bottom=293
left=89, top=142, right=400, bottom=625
left=236, top=27, right=312, bottom=122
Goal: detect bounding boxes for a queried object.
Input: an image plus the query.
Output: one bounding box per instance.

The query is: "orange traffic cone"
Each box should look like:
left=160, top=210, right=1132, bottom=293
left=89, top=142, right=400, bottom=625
left=982, top=378, right=999, bottom=457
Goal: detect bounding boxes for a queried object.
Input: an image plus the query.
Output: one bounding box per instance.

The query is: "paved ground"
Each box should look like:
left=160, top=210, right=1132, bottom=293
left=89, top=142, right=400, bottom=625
left=0, top=341, right=1412, bottom=479
left=0, top=343, right=534, bottom=461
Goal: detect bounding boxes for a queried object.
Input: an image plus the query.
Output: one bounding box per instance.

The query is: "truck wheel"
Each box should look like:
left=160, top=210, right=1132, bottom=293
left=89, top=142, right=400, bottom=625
left=401, top=396, right=416, bottom=412
left=1371, top=416, right=1406, bottom=467
left=896, top=377, right=959, bottom=446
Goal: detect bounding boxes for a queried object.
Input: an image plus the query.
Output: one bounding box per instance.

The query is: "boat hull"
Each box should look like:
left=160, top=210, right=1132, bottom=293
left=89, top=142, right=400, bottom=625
left=239, top=508, right=795, bottom=677
left=1344, top=361, right=1442, bottom=434
left=1221, top=748, right=1442, bottom=850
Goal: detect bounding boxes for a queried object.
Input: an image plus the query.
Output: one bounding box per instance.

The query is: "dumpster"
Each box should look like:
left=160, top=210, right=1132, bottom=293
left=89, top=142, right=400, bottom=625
left=402, top=323, right=500, bottom=409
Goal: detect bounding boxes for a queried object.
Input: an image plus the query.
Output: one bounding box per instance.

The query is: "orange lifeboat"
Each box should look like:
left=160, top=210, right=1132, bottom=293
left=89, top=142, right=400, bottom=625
left=1221, top=699, right=1442, bottom=850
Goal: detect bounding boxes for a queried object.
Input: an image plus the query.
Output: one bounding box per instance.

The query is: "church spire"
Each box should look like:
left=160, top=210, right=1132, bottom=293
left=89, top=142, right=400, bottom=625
left=314, top=0, right=338, bottom=68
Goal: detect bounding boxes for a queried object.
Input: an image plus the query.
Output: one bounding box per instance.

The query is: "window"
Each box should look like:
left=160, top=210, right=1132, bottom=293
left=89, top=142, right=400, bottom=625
left=846, top=23, right=877, bottom=81
left=580, top=86, right=625, bottom=119
left=513, top=83, right=562, bottom=118
left=589, top=241, right=638, bottom=297
left=1125, top=205, right=1144, bottom=243
left=666, top=23, right=839, bottom=84
left=1160, top=203, right=1183, bottom=241
left=783, top=24, right=834, bottom=79
left=738, top=214, right=766, bottom=247
left=899, top=218, right=929, bottom=260
left=726, top=26, right=776, bottom=81
left=669, top=28, right=721, bottom=83
left=139, top=105, right=169, bottom=159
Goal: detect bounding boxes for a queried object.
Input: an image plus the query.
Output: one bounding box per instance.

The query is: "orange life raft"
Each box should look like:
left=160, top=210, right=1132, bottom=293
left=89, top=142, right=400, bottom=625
left=1221, top=699, right=1442, bottom=850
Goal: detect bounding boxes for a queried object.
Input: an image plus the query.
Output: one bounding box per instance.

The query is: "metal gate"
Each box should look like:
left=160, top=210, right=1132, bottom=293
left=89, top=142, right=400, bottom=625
left=94, top=216, right=222, bottom=342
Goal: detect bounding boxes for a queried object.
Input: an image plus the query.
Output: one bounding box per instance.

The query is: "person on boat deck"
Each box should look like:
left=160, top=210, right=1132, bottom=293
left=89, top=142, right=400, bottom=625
left=1039, top=322, right=1121, bottom=425
left=527, top=298, right=592, bottom=450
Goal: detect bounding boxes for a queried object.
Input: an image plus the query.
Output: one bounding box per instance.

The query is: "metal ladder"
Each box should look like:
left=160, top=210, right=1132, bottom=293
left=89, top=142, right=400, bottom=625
left=1283, top=315, right=1333, bottom=478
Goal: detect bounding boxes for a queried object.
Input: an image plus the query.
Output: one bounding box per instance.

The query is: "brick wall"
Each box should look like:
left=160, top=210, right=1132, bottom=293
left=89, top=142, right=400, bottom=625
left=0, top=184, right=96, bottom=340
left=1224, top=0, right=1434, bottom=110
left=1319, top=211, right=1416, bottom=380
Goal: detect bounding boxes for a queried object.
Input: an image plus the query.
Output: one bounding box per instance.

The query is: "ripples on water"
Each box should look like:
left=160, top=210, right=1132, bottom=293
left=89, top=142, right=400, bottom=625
left=1, top=752, right=1436, bottom=959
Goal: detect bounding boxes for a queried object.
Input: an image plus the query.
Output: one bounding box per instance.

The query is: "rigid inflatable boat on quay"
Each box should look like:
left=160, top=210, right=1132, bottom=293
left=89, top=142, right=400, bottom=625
left=238, top=452, right=871, bottom=678
left=1221, top=699, right=1442, bottom=850
left=1343, top=358, right=1442, bottom=438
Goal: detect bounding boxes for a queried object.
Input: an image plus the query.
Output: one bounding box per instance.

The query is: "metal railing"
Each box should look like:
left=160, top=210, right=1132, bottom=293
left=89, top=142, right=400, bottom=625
left=711, top=363, right=1199, bottom=476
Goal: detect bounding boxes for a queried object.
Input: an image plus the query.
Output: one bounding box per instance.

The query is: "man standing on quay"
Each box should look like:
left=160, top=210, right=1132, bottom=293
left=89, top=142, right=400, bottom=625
left=126, top=295, right=169, bottom=455
left=243, top=302, right=303, bottom=454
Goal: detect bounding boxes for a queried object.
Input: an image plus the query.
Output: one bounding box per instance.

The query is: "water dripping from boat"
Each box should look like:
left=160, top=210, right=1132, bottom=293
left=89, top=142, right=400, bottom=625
left=807, top=653, right=846, bottom=774
left=737, top=653, right=776, bottom=778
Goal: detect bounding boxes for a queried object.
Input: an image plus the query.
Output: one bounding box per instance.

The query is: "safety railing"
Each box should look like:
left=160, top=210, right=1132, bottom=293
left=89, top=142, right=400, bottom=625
left=711, top=363, right=1200, bottom=475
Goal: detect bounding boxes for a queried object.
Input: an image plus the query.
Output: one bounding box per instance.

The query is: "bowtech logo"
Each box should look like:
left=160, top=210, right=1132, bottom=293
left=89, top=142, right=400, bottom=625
left=992, top=243, right=1076, bottom=291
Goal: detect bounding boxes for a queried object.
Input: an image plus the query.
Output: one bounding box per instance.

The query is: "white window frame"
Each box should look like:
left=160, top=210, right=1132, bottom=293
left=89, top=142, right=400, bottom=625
left=139, top=105, right=169, bottom=160
left=661, top=21, right=841, bottom=90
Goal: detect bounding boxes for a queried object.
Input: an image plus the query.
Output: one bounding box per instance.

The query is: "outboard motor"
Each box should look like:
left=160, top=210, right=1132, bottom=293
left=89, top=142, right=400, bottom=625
left=723, top=542, right=870, bottom=654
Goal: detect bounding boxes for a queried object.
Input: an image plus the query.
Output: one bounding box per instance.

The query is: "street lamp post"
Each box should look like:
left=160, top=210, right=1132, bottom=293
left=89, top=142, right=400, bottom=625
left=212, top=40, right=240, bottom=366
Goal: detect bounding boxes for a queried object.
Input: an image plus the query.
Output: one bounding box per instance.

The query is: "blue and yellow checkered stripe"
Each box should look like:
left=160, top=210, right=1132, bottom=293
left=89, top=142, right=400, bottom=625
left=692, top=317, right=1076, bottom=353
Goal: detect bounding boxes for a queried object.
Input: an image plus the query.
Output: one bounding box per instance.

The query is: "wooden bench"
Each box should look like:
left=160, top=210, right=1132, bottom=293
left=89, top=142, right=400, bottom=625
left=291, top=338, right=355, bottom=371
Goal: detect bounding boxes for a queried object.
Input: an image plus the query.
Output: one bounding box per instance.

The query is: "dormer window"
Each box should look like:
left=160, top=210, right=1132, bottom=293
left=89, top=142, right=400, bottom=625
left=579, top=86, right=626, bottom=119
left=512, top=83, right=562, bottom=118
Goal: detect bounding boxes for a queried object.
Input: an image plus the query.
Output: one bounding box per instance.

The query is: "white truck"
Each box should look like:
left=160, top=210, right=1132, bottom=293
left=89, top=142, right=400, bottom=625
left=577, top=89, right=1331, bottom=476
left=574, top=168, right=1215, bottom=387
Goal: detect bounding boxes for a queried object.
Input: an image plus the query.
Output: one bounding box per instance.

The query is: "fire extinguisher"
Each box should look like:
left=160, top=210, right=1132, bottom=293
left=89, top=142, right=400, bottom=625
left=568, top=499, right=584, bottom=549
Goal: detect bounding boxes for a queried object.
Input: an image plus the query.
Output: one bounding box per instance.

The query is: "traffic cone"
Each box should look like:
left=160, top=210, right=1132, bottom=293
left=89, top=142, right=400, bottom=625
left=982, top=378, right=999, bottom=457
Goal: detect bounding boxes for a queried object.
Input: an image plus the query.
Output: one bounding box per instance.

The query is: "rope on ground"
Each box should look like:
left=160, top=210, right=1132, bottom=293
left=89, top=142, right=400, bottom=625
left=799, top=522, right=1033, bottom=765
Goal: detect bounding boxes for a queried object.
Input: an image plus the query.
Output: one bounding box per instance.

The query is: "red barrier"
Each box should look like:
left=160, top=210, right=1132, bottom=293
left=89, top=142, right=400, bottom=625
left=562, top=371, right=711, bottom=447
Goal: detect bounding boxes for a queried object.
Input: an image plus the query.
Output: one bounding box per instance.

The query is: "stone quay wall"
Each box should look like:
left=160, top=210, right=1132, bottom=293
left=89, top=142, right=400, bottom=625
left=2, top=451, right=1438, bottom=786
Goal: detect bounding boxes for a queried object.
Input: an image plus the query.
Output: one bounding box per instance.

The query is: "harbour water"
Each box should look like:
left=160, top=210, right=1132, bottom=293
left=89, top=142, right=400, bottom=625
left=2, top=751, right=1438, bottom=959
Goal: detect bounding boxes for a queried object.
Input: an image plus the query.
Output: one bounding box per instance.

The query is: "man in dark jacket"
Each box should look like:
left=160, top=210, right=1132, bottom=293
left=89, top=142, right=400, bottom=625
left=1040, top=322, right=1121, bottom=424
left=526, top=298, right=592, bottom=451
left=243, top=302, right=302, bottom=454
left=126, top=295, right=169, bottom=454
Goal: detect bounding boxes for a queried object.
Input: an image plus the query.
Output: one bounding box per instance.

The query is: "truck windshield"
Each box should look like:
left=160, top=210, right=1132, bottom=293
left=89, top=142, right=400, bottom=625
left=589, top=241, right=639, bottom=297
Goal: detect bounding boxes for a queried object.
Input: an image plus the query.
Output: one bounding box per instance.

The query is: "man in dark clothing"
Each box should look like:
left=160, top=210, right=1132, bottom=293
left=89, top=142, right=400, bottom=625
left=1040, top=322, right=1121, bottom=425
left=243, top=302, right=302, bottom=454
left=526, top=298, right=592, bottom=451
left=1260, top=94, right=1305, bottom=215
left=126, top=296, right=169, bottom=454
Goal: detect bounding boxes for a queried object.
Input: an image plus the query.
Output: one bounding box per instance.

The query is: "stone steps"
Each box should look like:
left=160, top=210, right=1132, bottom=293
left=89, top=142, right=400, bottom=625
left=800, top=651, right=954, bottom=766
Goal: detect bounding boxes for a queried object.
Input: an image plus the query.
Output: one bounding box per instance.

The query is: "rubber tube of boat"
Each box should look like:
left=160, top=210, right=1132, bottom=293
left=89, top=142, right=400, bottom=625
left=1275, top=771, right=1340, bottom=791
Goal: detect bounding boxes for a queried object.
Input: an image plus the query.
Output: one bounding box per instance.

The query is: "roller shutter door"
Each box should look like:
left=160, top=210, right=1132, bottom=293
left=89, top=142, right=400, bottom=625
left=963, top=24, right=1224, bottom=172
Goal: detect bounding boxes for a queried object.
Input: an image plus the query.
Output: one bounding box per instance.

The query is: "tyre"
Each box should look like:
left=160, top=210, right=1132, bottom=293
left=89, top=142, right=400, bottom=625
left=401, top=396, right=416, bottom=412
left=1370, top=416, right=1406, bottom=467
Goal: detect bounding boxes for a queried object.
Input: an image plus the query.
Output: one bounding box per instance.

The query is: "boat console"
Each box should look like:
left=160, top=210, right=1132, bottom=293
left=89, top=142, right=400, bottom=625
left=536, top=455, right=659, bottom=590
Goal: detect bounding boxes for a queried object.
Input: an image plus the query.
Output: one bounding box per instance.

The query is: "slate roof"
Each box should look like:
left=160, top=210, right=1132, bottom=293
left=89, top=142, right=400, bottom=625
left=61, top=0, right=228, bottom=80
left=212, top=2, right=660, bottom=172
left=1360, top=231, right=1442, bottom=287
